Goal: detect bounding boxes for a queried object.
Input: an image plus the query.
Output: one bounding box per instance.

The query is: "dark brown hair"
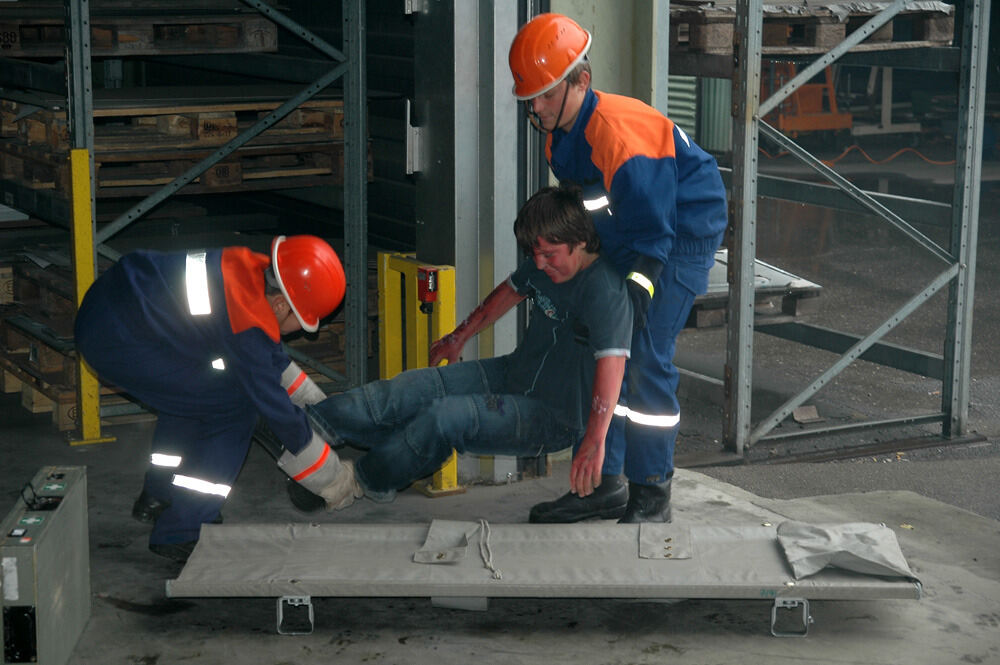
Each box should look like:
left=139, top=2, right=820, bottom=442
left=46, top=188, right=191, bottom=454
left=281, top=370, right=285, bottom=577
left=514, top=184, right=600, bottom=255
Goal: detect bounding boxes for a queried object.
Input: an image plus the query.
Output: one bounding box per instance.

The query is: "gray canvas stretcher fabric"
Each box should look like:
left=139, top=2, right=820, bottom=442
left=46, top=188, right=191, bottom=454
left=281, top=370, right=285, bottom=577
left=166, top=521, right=921, bottom=601
left=776, top=521, right=917, bottom=580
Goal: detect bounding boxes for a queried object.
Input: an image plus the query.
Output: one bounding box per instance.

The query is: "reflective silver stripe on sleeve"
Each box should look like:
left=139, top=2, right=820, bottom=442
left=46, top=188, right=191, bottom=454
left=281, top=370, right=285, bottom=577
left=676, top=125, right=692, bottom=148
left=186, top=252, right=212, bottom=315
left=211, top=358, right=226, bottom=370
left=583, top=195, right=610, bottom=212
left=172, top=474, right=231, bottom=498
left=613, top=404, right=680, bottom=428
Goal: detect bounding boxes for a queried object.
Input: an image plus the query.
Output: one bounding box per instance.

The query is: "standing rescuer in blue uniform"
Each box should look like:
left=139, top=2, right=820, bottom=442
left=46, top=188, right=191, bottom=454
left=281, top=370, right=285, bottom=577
left=509, top=13, right=729, bottom=523
left=74, top=235, right=350, bottom=562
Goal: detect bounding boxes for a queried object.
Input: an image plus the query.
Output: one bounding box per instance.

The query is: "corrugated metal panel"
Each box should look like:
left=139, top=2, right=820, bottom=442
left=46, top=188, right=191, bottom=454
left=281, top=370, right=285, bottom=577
left=699, top=77, right=732, bottom=154
left=667, top=75, right=698, bottom=138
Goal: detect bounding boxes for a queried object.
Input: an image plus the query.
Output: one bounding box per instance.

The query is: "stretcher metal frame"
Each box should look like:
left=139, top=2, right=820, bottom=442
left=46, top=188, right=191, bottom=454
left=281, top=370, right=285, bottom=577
left=166, top=521, right=921, bottom=638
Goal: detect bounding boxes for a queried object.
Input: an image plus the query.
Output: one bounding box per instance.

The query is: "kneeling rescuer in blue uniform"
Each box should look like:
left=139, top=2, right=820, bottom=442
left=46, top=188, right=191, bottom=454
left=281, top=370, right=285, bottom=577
left=75, top=235, right=351, bottom=562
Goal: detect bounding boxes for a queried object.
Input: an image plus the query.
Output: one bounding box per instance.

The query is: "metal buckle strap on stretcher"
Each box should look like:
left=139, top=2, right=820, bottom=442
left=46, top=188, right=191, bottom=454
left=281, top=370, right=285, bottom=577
left=166, top=520, right=920, bottom=637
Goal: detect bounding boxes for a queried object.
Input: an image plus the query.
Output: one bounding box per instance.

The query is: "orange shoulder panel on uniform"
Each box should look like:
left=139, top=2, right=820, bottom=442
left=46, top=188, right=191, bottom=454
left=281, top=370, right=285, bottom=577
left=585, top=91, right=677, bottom=192
left=221, top=247, right=281, bottom=342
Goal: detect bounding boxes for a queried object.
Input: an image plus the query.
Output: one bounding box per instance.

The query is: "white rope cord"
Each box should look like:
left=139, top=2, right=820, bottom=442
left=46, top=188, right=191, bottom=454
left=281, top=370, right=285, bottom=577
left=478, top=519, right=503, bottom=580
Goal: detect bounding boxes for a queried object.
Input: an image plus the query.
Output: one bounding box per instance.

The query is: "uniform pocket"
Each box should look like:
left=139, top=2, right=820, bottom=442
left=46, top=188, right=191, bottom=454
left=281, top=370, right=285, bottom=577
left=650, top=259, right=710, bottom=335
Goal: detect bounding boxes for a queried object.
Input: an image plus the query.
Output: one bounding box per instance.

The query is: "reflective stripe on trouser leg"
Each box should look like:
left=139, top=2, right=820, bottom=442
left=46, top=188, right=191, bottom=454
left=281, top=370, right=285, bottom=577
left=171, top=474, right=231, bottom=497
left=150, top=406, right=257, bottom=545
left=620, top=407, right=680, bottom=485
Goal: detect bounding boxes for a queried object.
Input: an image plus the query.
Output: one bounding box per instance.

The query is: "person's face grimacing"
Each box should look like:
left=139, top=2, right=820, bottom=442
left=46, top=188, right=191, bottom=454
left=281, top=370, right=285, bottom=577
left=532, top=237, right=590, bottom=284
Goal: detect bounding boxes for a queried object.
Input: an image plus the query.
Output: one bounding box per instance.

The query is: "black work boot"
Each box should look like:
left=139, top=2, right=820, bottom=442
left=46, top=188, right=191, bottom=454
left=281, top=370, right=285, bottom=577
left=286, top=477, right=326, bottom=513
left=618, top=475, right=673, bottom=523
left=131, top=490, right=171, bottom=524
left=529, top=474, right=628, bottom=523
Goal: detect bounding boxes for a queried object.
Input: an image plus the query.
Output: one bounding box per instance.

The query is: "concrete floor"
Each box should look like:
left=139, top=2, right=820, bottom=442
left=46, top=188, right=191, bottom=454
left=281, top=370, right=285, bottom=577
left=1, top=415, right=998, bottom=665
left=2, top=137, right=999, bottom=664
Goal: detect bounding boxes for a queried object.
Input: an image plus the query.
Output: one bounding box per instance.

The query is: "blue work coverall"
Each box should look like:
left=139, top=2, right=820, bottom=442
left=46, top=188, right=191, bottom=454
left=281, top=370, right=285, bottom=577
left=547, top=87, right=728, bottom=484
left=74, top=247, right=312, bottom=545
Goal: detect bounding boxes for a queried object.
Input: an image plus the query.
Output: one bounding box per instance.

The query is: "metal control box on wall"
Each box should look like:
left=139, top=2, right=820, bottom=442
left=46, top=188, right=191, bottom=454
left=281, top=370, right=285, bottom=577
left=1, top=467, right=90, bottom=665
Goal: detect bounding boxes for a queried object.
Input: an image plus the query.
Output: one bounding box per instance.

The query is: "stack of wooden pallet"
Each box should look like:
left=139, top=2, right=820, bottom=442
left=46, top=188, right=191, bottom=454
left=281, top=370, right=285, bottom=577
left=1, top=0, right=371, bottom=200
left=0, top=253, right=115, bottom=430
left=669, top=0, right=955, bottom=55
left=0, top=251, right=380, bottom=430
left=0, top=0, right=278, bottom=57
left=0, top=85, right=371, bottom=199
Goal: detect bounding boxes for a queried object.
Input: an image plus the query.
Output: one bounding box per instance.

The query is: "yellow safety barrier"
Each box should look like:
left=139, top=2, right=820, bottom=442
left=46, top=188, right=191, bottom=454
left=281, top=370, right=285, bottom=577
left=68, top=149, right=115, bottom=446
left=377, top=252, right=463, bottom=497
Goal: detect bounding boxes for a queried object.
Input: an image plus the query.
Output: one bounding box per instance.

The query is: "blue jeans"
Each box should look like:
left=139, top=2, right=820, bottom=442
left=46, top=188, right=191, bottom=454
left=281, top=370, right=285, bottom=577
left=307, top=357, right=581, bottom=496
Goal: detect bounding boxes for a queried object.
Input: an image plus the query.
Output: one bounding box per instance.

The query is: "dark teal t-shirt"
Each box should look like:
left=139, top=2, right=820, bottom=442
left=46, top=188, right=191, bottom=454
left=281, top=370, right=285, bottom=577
left=505, top=255, right=633, bottom=431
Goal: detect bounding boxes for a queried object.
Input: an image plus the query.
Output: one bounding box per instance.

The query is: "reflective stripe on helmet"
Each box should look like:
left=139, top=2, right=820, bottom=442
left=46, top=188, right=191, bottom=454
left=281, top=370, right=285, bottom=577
left=613, top=404, right=679, bottom=428
left=172, top=474, right=231, bottom=498
left=151, top=453, right=182, bottom=468
left=185, top=252, right=212, bottom=316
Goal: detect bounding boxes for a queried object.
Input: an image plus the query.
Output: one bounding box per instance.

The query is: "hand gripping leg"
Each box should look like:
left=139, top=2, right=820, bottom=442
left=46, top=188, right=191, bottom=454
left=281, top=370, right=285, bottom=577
left=277, top=431, right=362, bottom=510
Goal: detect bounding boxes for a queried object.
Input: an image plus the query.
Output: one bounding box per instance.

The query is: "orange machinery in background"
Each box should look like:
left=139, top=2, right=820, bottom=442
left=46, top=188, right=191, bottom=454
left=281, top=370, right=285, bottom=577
left=762, top=63, right=853, bottom=138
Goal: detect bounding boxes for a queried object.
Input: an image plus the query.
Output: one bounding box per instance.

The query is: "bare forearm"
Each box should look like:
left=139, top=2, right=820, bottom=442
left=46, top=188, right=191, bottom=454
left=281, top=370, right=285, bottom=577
left=581, top=355, right=625, bottom=447
left=570, top=354, right=626, bottom=495
left=455, top=281, right=523, bottom=342
left=430, top=280, right=525, bottom=365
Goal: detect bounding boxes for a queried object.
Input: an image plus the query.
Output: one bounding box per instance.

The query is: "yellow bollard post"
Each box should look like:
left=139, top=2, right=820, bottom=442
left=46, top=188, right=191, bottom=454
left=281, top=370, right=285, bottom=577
left=377, top=253, right=463, bottom=497
left=68, top=149, right=115, bottom=446
left=377, top=252, right=404, bottom=380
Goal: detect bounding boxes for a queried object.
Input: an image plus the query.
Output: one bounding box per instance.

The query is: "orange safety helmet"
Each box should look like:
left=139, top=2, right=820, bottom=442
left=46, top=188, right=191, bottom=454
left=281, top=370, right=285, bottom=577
left=509, top=13, right=592, bottom=101
left=271, top=235, right=346, bottom=333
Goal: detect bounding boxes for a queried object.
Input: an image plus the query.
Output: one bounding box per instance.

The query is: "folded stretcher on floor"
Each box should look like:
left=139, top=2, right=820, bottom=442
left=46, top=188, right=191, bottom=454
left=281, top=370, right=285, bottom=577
left=166, top=519, right=921, bottom=636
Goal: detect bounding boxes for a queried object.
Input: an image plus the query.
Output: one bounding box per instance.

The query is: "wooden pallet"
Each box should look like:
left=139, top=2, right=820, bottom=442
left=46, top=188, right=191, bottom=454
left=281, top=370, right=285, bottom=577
left=0, top=252, right=379, bottom=427
left=1, top=354, right=144, bottom=431
left=10, top=261, right=77, bottom=324
left=1, top=313, right=76, bottom=388
left=0, top=139, right=373, bottom=198
left=4, top=96, right=346, bottom=153
left=0, top=11, right=277, bottom=58
left=670, top=1, right=954, bottom=55
left=0, top=265, right=12, bottom=305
